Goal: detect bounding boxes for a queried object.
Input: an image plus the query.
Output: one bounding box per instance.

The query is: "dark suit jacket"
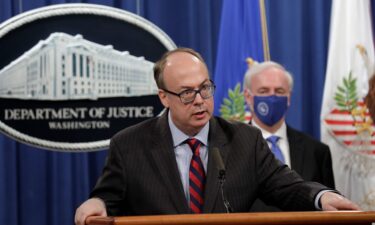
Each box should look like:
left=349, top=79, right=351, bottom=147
left=250, top=125, right=335, bottom=212
left=91, top=112, right=328, bottom=216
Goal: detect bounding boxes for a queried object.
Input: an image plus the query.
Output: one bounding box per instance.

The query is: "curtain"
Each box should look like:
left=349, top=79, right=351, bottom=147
left=265, top=0, right=332, bottom=138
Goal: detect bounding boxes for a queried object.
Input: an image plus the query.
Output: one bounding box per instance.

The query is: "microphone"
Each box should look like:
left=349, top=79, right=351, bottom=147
left=212, top=147, right=233, bottom=213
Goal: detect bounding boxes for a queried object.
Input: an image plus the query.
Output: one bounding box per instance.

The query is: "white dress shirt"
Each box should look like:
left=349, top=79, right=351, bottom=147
left=252, top=120, right=291, bottom=167
left=168, top=111, right=209, bottom=203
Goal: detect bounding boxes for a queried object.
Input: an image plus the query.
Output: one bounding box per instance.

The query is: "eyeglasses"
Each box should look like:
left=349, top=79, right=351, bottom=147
left=162, top=81, right=216, bottom=104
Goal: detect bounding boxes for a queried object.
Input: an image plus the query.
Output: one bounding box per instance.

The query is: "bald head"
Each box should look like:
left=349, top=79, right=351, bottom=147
left=154, top=47, right=213, bottom=136
left=153, top=48, right=207, bottom=89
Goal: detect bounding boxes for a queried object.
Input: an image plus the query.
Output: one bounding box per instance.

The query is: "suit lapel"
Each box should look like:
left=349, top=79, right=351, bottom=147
left=203, top=118, right=229, bottom=213
left=287, top=126, right=305, bottom=173
left=150, top=112, right=190, bottom=213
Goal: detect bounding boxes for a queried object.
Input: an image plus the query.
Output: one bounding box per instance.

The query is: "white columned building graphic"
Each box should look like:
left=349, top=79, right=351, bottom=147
left=0, top=32, right=157, bottom=100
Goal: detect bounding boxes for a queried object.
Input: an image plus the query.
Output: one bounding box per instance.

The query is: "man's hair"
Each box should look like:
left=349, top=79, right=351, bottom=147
left=153, top=47, right=206, bottom=89
left=243, top=61, right=294, bottom=92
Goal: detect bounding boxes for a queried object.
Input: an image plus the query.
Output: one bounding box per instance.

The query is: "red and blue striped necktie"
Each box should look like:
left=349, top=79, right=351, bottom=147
left=187, top=138, right=205, bottom=213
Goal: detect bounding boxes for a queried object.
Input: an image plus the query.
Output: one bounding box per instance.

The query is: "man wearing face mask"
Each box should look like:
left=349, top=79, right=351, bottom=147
left=243, top=61, right=335, bottom=212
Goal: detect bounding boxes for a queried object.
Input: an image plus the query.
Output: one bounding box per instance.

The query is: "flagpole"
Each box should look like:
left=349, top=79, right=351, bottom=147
left=259, top=0, right=270, bottom=61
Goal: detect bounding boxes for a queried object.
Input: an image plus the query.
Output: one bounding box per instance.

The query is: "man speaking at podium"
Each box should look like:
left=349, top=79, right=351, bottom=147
left=75, top=48, right=359, bottom=225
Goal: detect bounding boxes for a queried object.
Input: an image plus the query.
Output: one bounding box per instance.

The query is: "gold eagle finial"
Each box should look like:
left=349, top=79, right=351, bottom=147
left=246, top=57, right=258, bottom=68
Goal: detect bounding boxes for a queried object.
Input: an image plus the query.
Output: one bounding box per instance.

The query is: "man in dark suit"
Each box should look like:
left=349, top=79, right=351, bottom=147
left=243, top=61, right=335, bottom=211
left=75, top=48, right=358, bottom=225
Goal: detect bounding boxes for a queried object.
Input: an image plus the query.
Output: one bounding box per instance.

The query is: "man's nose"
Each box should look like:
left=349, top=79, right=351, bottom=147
left=193, top=92, right=204, bottom=103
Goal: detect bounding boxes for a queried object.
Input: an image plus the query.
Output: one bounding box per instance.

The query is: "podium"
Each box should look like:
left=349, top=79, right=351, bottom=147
left=86, top=211, right=375, bottom=225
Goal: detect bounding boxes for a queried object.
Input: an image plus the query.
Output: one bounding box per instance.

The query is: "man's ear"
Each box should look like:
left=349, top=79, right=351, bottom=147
left=244, top=88, right=253, bottom=109
left=158, top=90, right=169, bottom=108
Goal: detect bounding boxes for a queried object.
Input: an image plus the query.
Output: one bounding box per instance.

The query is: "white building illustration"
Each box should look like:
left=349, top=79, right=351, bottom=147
left=0, top=32, right=157, bottom=100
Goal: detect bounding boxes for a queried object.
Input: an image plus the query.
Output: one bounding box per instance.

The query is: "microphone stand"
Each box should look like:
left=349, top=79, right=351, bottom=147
left=218, top=169, right=233, bottom=213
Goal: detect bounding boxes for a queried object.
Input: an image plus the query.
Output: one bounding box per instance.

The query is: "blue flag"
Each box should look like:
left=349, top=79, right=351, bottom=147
left=213, top=0, right=265, bottom=115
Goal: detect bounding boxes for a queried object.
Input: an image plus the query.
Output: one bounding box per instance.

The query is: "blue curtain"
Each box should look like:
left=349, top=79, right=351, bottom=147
left=265, top=0, right=332, bottom=139
left=1, top=0, right=371, bottom=225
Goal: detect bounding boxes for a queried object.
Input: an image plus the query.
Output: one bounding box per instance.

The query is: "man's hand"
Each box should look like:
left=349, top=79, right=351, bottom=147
left=320, top=192, right=360, bottom=211
left=74, top=198, right=107, bottom=225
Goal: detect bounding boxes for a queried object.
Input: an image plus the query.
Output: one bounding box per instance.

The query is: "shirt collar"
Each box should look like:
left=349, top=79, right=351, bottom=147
left=168, top=111, right=209, bottom=147
left=252, top=120, right=287, bottom=141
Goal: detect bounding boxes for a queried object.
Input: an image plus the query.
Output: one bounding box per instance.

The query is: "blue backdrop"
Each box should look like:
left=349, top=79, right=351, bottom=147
left=2, top=0, right=371, bottom=225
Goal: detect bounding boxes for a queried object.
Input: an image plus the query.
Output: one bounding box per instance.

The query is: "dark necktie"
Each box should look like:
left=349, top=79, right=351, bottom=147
left=266, top=135, right=285, bottom=163
left=187, top=138, right=205, bottom=213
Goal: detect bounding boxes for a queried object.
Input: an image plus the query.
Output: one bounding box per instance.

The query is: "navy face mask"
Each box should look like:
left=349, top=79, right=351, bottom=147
left=253, top=95, right=288, bottom=126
